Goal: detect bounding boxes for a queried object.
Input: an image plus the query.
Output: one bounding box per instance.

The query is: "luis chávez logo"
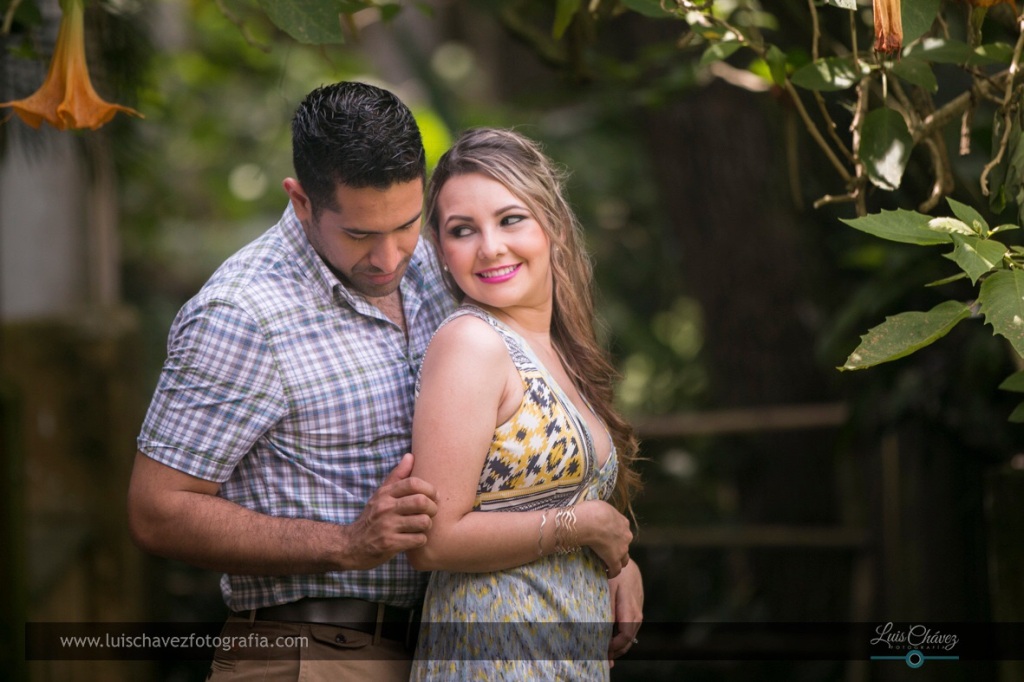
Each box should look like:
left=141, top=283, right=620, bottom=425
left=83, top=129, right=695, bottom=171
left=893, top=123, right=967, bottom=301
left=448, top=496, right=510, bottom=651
left=869, top=622, right=960, bottom=668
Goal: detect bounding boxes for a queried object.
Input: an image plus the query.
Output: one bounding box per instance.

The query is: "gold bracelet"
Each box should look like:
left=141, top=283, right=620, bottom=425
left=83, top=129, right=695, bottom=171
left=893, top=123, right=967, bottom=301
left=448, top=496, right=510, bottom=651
left=537, top=510, right=548, bottom=556
left=564, top=505, right=579, bottom=553
left=554, top=506, right=581, bottom=554
left=553, top=507, right=563, bottom=553
left=566, top=505, right=579, bottom=551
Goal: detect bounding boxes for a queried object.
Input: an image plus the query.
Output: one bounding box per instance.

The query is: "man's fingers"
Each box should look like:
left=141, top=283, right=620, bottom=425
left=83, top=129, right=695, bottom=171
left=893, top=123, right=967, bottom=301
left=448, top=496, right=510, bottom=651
left=389, top=476, right=439, bottom=503
left=393, top=492, right=438, bottom=518
left=346, top=454, right=443, bottom=570
left=398, top=511, right=433, bottom=534
left=381, top=452, right=415, bottom=486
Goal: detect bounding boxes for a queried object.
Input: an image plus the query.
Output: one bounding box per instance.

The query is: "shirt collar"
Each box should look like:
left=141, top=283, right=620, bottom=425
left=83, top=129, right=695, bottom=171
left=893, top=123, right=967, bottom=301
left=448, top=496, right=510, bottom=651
left=279, top=202, right=340, bottom=305
left=278, top=202, right=435, bottom=316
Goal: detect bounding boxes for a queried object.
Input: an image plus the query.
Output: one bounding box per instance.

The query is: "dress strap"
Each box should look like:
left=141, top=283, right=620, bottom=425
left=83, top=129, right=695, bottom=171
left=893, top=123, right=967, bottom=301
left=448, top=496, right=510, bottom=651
left=415, top=304, right=536, bottom=396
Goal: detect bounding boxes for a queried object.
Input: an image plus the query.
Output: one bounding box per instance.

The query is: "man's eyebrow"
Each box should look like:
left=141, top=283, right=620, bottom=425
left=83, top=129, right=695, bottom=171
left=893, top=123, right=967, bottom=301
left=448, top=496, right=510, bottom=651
left=342, top=211, right=421, bottom=235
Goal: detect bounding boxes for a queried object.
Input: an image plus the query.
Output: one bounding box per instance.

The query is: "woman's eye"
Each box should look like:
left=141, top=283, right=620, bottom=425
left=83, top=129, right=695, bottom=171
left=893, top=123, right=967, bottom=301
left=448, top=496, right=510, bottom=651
left=501, top=215, right=525, bottom=226
left=449, top=226, right=472, bottom=238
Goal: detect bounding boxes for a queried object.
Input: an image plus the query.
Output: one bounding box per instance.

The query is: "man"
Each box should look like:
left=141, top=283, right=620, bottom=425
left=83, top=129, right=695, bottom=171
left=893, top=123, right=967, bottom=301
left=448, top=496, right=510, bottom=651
left=128, top=81, right=642, bottom=681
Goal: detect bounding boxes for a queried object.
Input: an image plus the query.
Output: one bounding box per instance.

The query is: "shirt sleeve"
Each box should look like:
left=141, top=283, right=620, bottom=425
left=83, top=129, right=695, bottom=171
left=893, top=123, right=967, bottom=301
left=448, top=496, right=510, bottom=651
left=137, top=297, right=288, bottom=482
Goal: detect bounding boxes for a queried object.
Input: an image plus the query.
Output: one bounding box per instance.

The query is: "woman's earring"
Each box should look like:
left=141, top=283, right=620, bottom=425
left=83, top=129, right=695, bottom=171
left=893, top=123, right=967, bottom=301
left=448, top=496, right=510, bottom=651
left=443, top=263, right=449, bottom=272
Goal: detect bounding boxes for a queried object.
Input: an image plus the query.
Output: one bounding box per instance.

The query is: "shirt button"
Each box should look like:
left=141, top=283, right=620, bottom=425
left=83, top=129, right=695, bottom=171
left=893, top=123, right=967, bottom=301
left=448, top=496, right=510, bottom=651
left=335, top=633, right=346, bottom=644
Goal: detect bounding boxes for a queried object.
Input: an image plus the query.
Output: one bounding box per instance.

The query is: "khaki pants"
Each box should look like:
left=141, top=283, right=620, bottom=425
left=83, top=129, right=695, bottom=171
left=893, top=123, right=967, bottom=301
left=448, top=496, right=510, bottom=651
left=206, top=615, right=413, bottom=682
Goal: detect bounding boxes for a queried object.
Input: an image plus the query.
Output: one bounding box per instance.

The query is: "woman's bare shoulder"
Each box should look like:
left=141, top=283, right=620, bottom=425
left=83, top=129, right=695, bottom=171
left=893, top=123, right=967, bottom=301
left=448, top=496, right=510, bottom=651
left=428, top=313, right=508, bottom=362
left=417, top=312, right=514, bottom=419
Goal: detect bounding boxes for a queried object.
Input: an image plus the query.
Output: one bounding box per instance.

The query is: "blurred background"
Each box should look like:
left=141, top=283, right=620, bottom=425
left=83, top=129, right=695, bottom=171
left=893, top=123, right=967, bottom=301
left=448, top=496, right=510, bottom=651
left=2, top=0, right=1023, bottom=680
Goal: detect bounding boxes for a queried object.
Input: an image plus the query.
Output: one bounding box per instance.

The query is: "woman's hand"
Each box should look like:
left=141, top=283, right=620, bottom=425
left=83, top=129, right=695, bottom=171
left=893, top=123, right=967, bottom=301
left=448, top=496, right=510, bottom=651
left=607, top=560, right=644, bottom=665
left=575, top=500, right=633, bottom=578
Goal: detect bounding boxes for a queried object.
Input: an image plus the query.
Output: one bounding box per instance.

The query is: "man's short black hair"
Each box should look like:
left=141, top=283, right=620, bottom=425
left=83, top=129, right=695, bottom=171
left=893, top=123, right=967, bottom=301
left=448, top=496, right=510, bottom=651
left=291, top=81, right=426, bottom=216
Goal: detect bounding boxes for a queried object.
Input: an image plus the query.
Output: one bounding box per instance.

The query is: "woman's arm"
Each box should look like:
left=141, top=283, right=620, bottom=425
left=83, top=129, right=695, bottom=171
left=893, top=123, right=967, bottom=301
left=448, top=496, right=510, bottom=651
left=406, top=316, right=632, bottom=576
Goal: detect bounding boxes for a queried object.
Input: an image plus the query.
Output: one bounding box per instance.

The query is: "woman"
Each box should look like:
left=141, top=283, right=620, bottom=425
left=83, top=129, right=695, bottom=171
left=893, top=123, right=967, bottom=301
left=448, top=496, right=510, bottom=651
left=407, top=128, right=643, bottom=679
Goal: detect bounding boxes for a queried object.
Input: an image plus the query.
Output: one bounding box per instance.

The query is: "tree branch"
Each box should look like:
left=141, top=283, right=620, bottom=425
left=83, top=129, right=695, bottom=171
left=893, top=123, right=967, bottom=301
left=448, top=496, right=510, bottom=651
left=785, top=81, right=853, bottom=183
left=981, top=13, right=1024, bottom=195
left=850, top=79, right=869, bottom=216
left=919, top=135, right=955, bottom=213
left=913, top=90, right=975, bottom=144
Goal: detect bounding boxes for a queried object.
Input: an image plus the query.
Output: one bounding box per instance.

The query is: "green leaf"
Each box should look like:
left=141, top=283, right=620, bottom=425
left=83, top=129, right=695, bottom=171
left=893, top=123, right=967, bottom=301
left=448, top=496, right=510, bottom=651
left=969, top=42, right=1015, bottom=66
left=790, top=57, right=865, bottom=92
left=1009, top=402, right=1024, bottom=423
left=839, top=300, right=972, bottom=371
left=890, top=58, right=937, bottom=93
left=824, top=0, right=856, bottom=9
left=999, top=370, right=1024, bottom=393
left=948, top=234, right=1008, bottom=284
left=980, top=269, right=1024, bottom=359
left=929, top=217, right=974, bottom=236
left=904, top=38, right=973, bottom=64
left=700, top=41, right=743, bottom=66
left=991, top=185, right=1008, bottom=215
left=258, top=0, right=353, bottom=44
left=902, top=0, right=940, bottom=46
left=553, top=0, right=581, bottom=39
left=946, top=197, right=990, bottom=236
left=765, top=45, right=787, bottom=86
left=747, top=58, right=773, bottom=84
left=993, top=224, right=1021, bottom=234
left=861, top=108, right=913, bottom=191
left=841, top=208, right=951, bottom=245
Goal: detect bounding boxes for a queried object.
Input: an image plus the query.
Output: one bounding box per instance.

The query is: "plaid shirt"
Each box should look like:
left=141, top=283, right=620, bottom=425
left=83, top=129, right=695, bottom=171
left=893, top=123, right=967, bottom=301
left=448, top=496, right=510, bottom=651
left=138, top=204, right=454, bottom=611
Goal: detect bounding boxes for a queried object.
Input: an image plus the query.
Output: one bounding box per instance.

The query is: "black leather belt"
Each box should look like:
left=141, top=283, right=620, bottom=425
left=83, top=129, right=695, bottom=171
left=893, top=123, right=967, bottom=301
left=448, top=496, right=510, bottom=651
left=238, top=597, right=420, bottom=645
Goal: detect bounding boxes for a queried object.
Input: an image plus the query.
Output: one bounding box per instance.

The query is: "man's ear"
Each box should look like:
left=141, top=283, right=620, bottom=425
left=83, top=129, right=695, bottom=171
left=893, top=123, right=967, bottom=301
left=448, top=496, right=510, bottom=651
left=283, top=178, right=313, bottom=222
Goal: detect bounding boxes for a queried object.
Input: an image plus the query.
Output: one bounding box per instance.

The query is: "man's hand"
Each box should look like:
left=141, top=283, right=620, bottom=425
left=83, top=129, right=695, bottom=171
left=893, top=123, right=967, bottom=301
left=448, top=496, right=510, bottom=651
left=338, top=453, right=439, bottom=570
left=128, top=450, right=439, bottom=575
left=607, top=559, right=644, bottom=666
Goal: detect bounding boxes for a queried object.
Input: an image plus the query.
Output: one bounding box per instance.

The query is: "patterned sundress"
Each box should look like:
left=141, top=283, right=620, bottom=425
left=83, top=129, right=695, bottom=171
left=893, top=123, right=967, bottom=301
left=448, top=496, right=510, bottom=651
left=411, top=305, right=618, bottom=681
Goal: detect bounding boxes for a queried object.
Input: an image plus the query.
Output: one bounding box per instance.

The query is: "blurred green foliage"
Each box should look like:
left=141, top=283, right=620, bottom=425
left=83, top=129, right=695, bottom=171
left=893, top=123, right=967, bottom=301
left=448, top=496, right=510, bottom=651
left=83, top=1, right=708, bottom=417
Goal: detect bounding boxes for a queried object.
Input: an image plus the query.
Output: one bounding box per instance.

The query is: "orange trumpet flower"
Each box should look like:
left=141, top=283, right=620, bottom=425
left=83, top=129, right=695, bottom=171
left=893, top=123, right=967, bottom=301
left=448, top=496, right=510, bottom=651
left=873, top=0, right=903, bottom=56
left=0, top=0, right=142, bottom=130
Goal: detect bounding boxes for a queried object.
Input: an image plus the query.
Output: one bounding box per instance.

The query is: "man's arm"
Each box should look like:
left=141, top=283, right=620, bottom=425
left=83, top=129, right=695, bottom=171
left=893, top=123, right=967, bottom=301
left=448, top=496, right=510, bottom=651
left=607, top=559, right=644, bottom=664
left=127, top=451, right=437, bottom=574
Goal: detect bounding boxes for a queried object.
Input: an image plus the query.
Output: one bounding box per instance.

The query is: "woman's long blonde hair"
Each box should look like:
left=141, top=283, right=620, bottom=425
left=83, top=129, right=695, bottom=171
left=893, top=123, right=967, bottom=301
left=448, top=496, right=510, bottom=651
left=424, top=127, right=641, bottom=513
